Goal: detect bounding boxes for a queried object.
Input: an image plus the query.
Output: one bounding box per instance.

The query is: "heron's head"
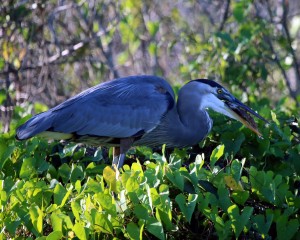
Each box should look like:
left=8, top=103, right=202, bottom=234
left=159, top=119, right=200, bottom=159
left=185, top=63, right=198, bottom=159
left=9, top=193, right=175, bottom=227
left=191, top=79, right=269, bottom=136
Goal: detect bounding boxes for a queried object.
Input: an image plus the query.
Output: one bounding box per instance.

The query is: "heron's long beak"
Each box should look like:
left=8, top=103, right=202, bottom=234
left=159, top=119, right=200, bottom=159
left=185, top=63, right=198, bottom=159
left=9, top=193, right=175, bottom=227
left=223, top=97, right=269, bottom=136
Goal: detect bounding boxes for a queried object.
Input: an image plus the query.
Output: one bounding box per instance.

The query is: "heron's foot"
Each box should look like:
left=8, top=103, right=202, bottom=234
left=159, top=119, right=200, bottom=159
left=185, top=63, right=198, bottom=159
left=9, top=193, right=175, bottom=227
left=112, top=153, right=126, bottom=169
left=111, top=162, right=120, bottom=179
left=112, top=153, right=126, bottom=179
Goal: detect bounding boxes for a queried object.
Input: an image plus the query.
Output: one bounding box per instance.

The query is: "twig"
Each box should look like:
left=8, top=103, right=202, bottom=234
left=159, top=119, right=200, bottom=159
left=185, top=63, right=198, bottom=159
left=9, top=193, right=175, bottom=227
left=281, top=0, right=300, bottom=100
left=264, top=36, right=295, bottom=99
left=218, top=0, right=231, bottom=31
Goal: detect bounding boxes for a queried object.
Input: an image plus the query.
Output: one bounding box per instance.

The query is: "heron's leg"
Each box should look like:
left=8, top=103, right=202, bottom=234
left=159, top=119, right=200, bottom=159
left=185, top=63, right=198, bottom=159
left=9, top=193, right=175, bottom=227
left=111, top=138, right=134, bottom=170
left=117, top=153, right=126, bottom=169
left=112, top=147, right=127, bottom=170
left=112, top=152, right=126, bottom=169
left=112, top=147, right=120, bottom=167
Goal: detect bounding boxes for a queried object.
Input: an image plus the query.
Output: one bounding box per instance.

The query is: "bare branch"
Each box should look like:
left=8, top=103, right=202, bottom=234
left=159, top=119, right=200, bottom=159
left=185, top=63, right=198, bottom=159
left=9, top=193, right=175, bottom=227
left=281, top=0, right=300, bottom=100
left=218, top=0, right=231, bottom=31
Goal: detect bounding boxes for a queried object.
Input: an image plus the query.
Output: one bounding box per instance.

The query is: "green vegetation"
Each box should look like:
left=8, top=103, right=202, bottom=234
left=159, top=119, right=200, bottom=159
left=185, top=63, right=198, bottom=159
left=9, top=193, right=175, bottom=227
left=0, top=92, right=299, bottom=239
left=0, top=0, right=299, bottom=239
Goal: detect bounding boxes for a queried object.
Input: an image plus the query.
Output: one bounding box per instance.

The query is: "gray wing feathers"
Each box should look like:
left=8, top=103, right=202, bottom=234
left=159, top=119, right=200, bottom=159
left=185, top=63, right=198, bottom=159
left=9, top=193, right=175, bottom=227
left=16, top=75, right=175, bottom=140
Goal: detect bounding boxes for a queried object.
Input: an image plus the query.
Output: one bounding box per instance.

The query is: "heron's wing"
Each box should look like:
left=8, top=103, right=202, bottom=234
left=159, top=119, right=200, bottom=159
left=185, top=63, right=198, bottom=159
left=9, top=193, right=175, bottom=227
left=16, top=76, right=175, bottom=140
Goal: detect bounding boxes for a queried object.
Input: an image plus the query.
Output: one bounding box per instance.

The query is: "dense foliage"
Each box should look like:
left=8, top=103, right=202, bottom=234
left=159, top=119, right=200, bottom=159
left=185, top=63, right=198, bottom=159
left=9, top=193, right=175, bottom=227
left=0, top=0, right=300, bottom=239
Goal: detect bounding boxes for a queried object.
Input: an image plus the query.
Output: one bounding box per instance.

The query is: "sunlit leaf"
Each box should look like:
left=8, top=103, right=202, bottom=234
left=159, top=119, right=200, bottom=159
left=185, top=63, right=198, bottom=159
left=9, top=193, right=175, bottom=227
left=53, top=183, right=71, bottom=206
left=46, top=231, right=63, bottom=240
left=210, top=145, right=224, bottom=167
left=92, top=210, right=113, bottom=234
left=103, top=166, right=117, bottom=192
left=73, top=222, right=88, bottom=240
left=20, top=157, right=37, bottom=178
left=29, top=204, right=43, bottom=235
left=224, top=175, right=243, bottom=191
left=95, top=192, right=117, bottom=216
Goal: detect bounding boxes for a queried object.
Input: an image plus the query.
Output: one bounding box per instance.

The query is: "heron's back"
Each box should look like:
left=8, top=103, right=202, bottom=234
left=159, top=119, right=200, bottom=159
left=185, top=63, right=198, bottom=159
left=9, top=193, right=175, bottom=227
left=16, top=75, right=175, bottom=144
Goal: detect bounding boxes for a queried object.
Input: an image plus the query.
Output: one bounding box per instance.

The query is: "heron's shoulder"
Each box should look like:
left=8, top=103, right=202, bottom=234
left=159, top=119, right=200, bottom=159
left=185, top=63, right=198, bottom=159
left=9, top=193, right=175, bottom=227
left=99, top=75, right=174, bottom=97
left=113, top=75, right=172, bottom=89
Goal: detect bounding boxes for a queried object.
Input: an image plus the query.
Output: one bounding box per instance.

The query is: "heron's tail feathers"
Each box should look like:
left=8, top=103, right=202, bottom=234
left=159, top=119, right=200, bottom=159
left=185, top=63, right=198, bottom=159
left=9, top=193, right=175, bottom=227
left=16, top=111, right=55, bottom=140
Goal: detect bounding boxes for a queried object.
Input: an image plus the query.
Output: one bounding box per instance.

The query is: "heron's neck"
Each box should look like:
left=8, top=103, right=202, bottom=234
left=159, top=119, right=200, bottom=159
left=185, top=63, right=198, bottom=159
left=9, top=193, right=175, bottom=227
left=142, top=94, right=212, bottom=148
left=136, top=85, right=212, bottom=148
left=175, top=96, right=212, bottom=141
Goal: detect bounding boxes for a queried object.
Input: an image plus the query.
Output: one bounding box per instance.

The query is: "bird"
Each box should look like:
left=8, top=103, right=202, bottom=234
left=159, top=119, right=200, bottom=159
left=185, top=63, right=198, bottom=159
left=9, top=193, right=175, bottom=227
left=16, top=75, right=268, bottom=169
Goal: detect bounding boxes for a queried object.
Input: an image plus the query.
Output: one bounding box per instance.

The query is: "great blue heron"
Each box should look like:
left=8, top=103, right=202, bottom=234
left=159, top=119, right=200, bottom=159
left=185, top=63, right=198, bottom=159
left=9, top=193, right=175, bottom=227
left=16, top=75, right=268, bottom=169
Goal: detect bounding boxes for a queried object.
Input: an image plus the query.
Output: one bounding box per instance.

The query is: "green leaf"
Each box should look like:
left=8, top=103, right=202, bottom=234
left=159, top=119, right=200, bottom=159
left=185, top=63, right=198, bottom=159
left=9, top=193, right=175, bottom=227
left=146, top=21, right=159, bottom=37
left=126, top=222, right=141, bottom=240
left=20, top=157, right=37, bottom=178
left=0, top=89, right=6, bottom=104
left=62, top=143, right=78, bottom=157
left=218, top=185, right=232, bottom=211
left=46, top=231, right=63, bottom=240
left=134, top=204, right=149, bottom=220
left=29, top=205, right=43, bottom=235
left=53, top=183, right=71, bottom=206
left=58, top=163, right=71, bottom=183
left=50, top=212, right=63, bottom=232
left=36, top=237, right=47, bottom=240
left=175, top=193, right=198, bottom=223
left=231, top=190, right=249, bottom=205
left=4, top=218, right=21, bottom=235
left=228, top=205, right=253, bottom=238
left=126, top=176, right=140, bottom=192
left=230, top=159, right=243, bottom=182
left=156, top=208, right=174, bottom=231
left=224, top=175, right=243, bottom=191
left=146, top=217, right=165, bottom=240
left=86, top=178, right=103, bottom=193
left=233, top=2, right=246, bottom=22
left=210, top=145, right=224, bottom=167
left=91, top=210, right=113, bottom=234
left=213, top=216, right=232, bottom=240
left=165, top=169, right=184, bottom=191
left=216, top=32, right=234, bottom=45
left=195, top=153, right=205, bottom=169
left=252, top=212, right=273, bottom=236
left=73, top=222, right=87, bottom=240
left=34, top=102, right=48, bottom=113
left=95, top=192, right=117, bottom=216
left=50, top=212, right=73, bottom=230
left=277, top=216, right=299, bottom=240
left=71, top=201, right=81, bottom=220
left=158, top=184, right=170, bottom=202
left=85, top=162, right=105, bottom=176
left=70, top=165, right=84, bottom=183
left=271, top=111, right=280, bottom=125
left=0, top=145, right=14, bottom=170
left=257, top=138, right=270, bottom=156
left=221, top=132, right=245, bottom=156
left=103, top=166, right=117, bottom=192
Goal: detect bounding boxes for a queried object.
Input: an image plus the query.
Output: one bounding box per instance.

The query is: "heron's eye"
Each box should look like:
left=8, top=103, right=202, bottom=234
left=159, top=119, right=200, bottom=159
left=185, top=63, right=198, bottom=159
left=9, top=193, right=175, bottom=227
left=217, top=89, right=223, bottom=94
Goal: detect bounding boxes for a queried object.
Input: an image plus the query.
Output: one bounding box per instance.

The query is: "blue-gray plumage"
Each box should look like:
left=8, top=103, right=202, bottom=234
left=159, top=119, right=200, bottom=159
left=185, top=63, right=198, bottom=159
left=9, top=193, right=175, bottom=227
left=16, top=75, right=268, bottom=169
